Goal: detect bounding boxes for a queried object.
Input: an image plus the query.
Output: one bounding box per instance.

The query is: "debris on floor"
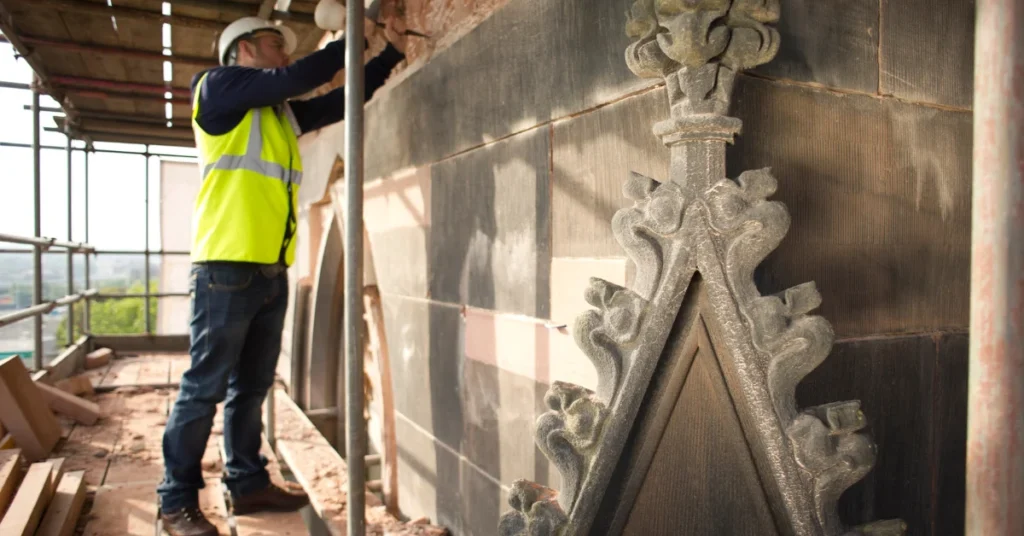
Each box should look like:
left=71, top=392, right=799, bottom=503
left=1, top=352, right=451, bottom=535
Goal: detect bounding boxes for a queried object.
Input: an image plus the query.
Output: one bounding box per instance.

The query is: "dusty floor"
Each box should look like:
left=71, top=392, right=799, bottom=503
left=45, top=353, right=445, bottom=536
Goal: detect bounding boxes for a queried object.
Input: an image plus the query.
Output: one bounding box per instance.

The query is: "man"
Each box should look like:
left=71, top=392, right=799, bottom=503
left=157, top=14, right=406, bottom=536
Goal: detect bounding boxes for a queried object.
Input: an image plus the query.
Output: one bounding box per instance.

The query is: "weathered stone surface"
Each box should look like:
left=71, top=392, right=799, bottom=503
left=462, top=357, right=555, bottom=489
left=367, top=226, right=429, bottom=297
left=383, top=294, right=562, bottom=487
left=460, top=456, right=506, bottom=536
left=397, top=403, right=538, bottom=536
left=395, top=413, right=442, bottom=526
left=428, top=127, right=551, bottom=317
left=753, top=0, right=879, bottom=93
left=879, top=0, right=975, bottom=108
left=552, top=89, right=669, bottom=257
left=551, top=74, right=971, bottom=338
left=503, top=2, right=905, bottom=534
left=364, top=0, right=653, bottom=181
left=797, top=332, right=968, bottom=534
left=933, top=334, right=968, bottom=535
left=381, top=295, right=463, bottom=448
left=729, top=75, right=972, bottom=336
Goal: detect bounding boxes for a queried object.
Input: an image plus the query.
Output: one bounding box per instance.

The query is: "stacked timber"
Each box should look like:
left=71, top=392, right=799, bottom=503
left=0, top=449, right=86, bottom=535
left=0, top=355, right=103, bottom=533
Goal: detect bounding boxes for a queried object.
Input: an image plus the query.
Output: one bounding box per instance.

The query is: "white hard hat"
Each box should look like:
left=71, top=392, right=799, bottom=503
left=217, top=17, right=297, bottom=65
left=314, top=0, right=346, bottom=32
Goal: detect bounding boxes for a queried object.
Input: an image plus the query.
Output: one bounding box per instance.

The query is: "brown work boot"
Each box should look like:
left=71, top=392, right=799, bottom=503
left=231, top=482, right=309, bottom=515
left=160, top=506, right=218, bottom=536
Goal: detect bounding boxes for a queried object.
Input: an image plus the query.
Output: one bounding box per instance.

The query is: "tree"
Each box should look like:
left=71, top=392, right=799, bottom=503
left=56, top=281, right=159, bottom=342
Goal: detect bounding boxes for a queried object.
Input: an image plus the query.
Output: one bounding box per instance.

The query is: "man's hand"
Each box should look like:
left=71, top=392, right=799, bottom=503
left=381, top=16, right=409, bottom=53
left=377, top=0, right=410, bottom=53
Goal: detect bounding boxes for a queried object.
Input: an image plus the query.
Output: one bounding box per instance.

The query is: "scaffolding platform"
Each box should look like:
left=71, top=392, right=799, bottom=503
left=0, top=352, right=446, bottom=536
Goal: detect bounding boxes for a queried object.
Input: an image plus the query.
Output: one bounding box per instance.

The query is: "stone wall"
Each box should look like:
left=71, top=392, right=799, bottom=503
left=310, top=0, right=974, bottom=534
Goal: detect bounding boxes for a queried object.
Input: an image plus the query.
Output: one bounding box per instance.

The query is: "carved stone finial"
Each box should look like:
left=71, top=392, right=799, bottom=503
left=626, top=0, right=780, bottom=143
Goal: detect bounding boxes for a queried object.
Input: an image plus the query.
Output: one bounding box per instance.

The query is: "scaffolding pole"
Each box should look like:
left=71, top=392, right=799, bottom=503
left=144, top=149, right=152, bottom=334
left=966, top=0, right=1024, bottom=534
left=84, top=150, right=91, bottom=334
left=31, top=87, right=43, bottom=370
left=66, top=134, right=74, bottom=345
left=344, top=0, right=367, bottom=533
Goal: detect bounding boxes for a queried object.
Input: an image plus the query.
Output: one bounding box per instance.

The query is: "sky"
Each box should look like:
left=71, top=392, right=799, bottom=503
left=0, top=42, right=198, bottom=253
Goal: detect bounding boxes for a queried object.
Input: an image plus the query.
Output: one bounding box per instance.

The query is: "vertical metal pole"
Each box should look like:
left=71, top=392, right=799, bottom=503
left=144, top=149, right=152, bottom=335
left=66, top=134, right=74, bottom=346
left=344, top=3, right=366, bottom=535
left=31, top=87, right=43, bottom=371
left=84, top=150, right=91, bottom=334
left=966, top=0, right=1024, bottom=534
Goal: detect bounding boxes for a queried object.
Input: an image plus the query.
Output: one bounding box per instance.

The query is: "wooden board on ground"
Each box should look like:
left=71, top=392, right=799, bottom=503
left=36, top=470, right=86, bottom=536
left=0, top=449, right=23, bottom=519
left=135, top=355, right=171, bottom=385
left=46, top=457, right=66, bottom=488
left=84, top=348, right=113, bottom=370
left=36, top=382, right=101, bottom=425
left=59, top=394, right=124, bottom=487
left=103, top=390, right=168, bottom=485
left=0, top=460, right=55, bottom=535
left=0, top=357, right=62, bottom=461
left=54, top=376, right=95, bottom=397
left=98, top=358, right=141, bottom=388
left=82, top=361, right=113, bottom=386
left=82, top=483, right=158, bottom=536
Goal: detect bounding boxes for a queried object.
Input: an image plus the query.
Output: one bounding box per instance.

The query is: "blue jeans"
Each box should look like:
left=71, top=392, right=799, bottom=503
left=157, top=262, right=288, bottom=512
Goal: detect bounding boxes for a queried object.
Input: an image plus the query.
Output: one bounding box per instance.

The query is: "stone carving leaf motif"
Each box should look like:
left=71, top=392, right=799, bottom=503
left=499, top=1, right=906, bottom=535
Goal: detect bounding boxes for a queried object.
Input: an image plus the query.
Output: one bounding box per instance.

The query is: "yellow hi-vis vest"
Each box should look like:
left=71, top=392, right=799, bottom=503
left=190, top=72, right=303, bottom=266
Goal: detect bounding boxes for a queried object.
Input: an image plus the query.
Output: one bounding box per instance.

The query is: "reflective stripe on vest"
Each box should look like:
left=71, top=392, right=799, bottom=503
left=201, top=107, right=304, bottom=186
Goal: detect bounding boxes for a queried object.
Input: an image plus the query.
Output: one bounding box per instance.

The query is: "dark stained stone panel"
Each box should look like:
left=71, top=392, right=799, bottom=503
left=460, top=457, right=506, bottom=536
left=797, top=332, right=969, bottom=535
left=395, top=413, right=445, bottom=526
left=932, top=333, right=968, bottom=535
left=364, top=0, right=654, bottom=181
left=729, top=75, right=972, bottom=337
left=753, top=0, right=880, bottom=93
left=552, top=88, right=670, bottom=257
left=381, top=294, right=464, bottom=451
left=461, top=357, right=556, bottom=490
left=880, top=0, right=975, bottom=108
left=428, top=127, right=551, bottom=318
left=550, top=75, right=971, bottom=336
left=393, top=414, right=467, bottom=535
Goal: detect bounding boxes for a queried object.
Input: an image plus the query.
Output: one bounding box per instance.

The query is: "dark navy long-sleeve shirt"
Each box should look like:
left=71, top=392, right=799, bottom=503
left=191, top=38, right=405, bottom=136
